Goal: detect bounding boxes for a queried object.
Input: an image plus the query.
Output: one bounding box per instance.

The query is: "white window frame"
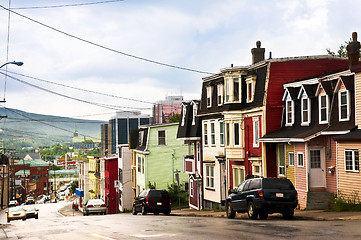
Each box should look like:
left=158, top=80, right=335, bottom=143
left=253, top=117, right=260, bottom=148
left=141, top=156, right=145, bottom=174
left=192, top=103, right=197, bottom=126
left=205, top=165, right=215, bottom=189
left=233, top=122, right=240, bottom=147
left=190, top=180, right=194, bottom=197
left=181, top=105, right=186, bottom=126
left=157, top=129, right=167, bottom=146
left=344, top=149, right=359, bottom=172
left=203, top=122, right=208, bottom=146
left=219, top=121, right=224, bottom=146
left=206, top=86, right=212, bottom=108
left=226, top=123, right=230, bottom=146
left=301, top=96, right=311, bottom=126
left=338, top=90, right=350, bottom=121
left=297, top=152, right=304, bottom=167
left=246, top=77, right=255, bottom=103
left=288, top=152, right=295, bottom=166
left=278, top=145, right=285, bottom=176
left=285, top=99, right=294, bottom=126
left=210, top=121, right=216, bottom=146
left=319, top=93, right=329, bottom=124
left=225, top=78, right=231, bottom=103
left=217, top=84, right=223, bottom=106
left=232, top=166, right=245, bottom=188
left=233, top=78, right=241, bottom=102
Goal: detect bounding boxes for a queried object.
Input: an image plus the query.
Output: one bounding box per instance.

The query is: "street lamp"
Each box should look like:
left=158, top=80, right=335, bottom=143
left=0, top=61, right=23, bottom=69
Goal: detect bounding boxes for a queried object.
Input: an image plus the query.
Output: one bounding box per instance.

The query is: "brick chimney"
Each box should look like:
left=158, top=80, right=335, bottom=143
left=346, top=32, right=360, bottom=69
left=251, top=41, right=265, bottom=64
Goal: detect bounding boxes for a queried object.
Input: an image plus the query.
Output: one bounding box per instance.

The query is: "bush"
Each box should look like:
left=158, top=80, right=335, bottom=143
left=167, top=183, right=188, bottom=208
left=332, top=191, right=361, bottom=211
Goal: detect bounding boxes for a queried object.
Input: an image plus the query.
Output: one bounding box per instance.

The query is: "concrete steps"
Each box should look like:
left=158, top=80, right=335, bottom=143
left=306, top=191, right=334, bottom=210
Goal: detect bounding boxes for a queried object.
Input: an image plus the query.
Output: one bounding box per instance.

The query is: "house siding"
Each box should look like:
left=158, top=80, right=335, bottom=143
left=286, top=144, right=296, bottom=185
left=336, top=142, right=361, bottom=200
left=295, top=143, right=307, bottom=209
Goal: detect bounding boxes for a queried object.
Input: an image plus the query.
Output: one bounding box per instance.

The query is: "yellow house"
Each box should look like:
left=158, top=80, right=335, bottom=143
left=276, top=143, right=296, bottom=186
left=87, top=156, right=100, bottom=199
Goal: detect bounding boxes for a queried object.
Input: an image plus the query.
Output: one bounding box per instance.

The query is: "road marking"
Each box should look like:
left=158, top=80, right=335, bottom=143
left=131, top=233, right=177, bottom=238
left=92, top=233, right=116, bottom=240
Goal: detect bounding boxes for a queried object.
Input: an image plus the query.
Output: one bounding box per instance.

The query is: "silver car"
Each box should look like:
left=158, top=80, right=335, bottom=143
left=83, top=199, right=106, bottom=216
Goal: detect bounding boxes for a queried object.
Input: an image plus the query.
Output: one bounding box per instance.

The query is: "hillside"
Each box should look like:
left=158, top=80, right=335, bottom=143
left=0, top=108, right=106, bottom=148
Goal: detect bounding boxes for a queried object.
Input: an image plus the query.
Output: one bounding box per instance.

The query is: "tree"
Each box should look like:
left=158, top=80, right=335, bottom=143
left=69, top=180, right=78, bottom=194
left=169, top=113, right=181, bottom=123
left=326, top=38, right=361, bottom=57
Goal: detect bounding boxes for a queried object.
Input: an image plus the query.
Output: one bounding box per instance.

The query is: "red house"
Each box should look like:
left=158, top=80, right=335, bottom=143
left=104, top=156, right=119, bottom=214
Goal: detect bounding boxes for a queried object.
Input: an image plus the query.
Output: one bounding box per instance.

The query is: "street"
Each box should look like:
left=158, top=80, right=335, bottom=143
left=1, top=202, right=361, bottom=240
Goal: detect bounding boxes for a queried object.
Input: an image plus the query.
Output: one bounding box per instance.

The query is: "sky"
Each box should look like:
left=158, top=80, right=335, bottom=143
left=0, top=0, right=360, bottom=121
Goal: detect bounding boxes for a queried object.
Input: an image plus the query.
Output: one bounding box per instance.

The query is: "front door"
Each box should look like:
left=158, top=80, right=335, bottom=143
left=309, top=149, right=325, bottom=188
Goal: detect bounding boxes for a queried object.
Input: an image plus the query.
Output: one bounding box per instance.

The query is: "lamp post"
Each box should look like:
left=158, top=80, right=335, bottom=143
left=0, top=61, right=23, bottom=69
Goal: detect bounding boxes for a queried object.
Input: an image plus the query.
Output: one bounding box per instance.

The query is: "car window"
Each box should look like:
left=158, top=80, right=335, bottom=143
left=243, top=180, right=251, bottom=191
left=249, top=179, right=261, bottom=190
left=139, top=190, right=148, bottom=198
left=149, top=190, right=169, bottom=198
left=262, top=178, right=295, bottom=190
left=236, top=181, right=246, bottom=192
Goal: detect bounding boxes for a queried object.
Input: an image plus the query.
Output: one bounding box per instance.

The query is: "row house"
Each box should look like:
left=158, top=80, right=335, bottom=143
left=77, top=159, right=90, bottom=207
left=104, top=156, right=119, bottom=214
left=180, top=41, right=349, bottom=209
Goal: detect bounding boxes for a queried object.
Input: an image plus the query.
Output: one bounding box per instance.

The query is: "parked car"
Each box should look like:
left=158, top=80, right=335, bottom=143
left=226, top=177, right=298, bottom=220
left=132, top=189, right=171, bottom=215
left=25, top=197, right=35, bottom=205
left=83, top=199, right=107, bottom=216
left=7, top=206, right=26, bottom=223
left=23, top=205, right=39, bottom=219
left=8, top=200, right=19, bottom=207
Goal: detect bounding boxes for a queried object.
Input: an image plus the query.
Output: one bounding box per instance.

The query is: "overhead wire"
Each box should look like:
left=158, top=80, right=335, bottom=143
left=9, top=0, right=124, bottom=10
left=0, top=5, right=215, bottom=75
left=3, top=0, right=11, bottom=101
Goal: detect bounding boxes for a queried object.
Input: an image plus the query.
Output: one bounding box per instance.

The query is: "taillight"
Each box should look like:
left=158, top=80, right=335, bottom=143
left=258, top=190, right=264, bottom=198
left=146, top=197, right=149, bottom=204
left=101, top=204, right=106, bottom=207
left=87, top=205, right=94, bottom=208
left=169, top=198, right=172, bottom=205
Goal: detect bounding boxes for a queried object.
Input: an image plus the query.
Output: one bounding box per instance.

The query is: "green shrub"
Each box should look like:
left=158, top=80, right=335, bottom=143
left=332, top=191, right=361, bottom=212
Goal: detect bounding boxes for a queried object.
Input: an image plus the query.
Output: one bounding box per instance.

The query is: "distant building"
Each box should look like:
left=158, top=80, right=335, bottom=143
left=152, top=95, right=183, bottom=124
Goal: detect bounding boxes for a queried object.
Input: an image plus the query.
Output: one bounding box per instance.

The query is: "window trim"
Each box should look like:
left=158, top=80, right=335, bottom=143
left=217, top=84, right=223, bottom=106
left=344, top=149, right=359, bottom=172
left=205, top=164, right=215, bottom=189
left=233, top=78, right=241, bottom=102
left=301, top=96, right=311, bottom=126
left=219, top=121, right=224, bottom=146
left=338, top=89, right=350, bottom=122
left=288, top=152, right=295, bottom=166
left=246, top=77, right=255, bottom=103
left=253, top=117, right=260, bottom=148
left=210, top=121, right=216, bottom=146
left=181, top=105, right=186, bottom=126
left=157, top=129, right=167, bottom=146
left=206, top=86, right=212, bottom=108
left=190, top=180, right=194, bottom=197
left=233, top=122, right=240, bottom=147
left=232, top=165, right=245, bottom=188
left=203, top=122, right=208, bottom=146
left=319, top=93, right=329, bottom=124
left=297, top=152, right=304, bottom=167
left=192, top=103, right=197, bottom=126
left=285, top=99, right=294, bottom=126
left=278, top=145, right=285, bottom=176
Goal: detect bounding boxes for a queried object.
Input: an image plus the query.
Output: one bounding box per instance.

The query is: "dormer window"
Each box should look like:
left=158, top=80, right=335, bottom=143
left=301, top=96, right=310, bottom=126
left=206, top=86, right=212, bottom=108
left=339, top=90, right=350, bottom=121
left=192, top=103, right=197, bottom=125
left=246, top=76, right=256, bottom=103
left=233, top=78, right=240, bottom=102
left=319, top=94, right=329, bottom=124
left=181, top=105, right=186, bottom=126
left=285, top=99, right=294, bottom=126
left=224, top=77, right=241, bottom=103
left=217, top=84, right=223, bottom=106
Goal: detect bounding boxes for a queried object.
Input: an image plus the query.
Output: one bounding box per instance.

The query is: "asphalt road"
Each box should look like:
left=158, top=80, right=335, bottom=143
left=1, top=202, right=361, bottom=239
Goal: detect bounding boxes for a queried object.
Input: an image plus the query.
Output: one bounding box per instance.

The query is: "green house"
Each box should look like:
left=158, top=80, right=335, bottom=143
left=134, top=123, right=190, bottom=194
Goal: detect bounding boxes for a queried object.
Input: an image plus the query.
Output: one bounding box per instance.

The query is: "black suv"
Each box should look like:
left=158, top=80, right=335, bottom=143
left=226, top=177, right=298, bottom=220
left=132, top=189, right=171, bottom=215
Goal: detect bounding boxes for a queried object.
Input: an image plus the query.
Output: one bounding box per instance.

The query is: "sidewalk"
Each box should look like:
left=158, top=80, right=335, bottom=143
left=171, top=208, right=361, bottom=221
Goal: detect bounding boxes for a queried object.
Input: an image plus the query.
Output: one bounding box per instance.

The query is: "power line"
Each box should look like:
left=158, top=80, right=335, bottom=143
left=9, top=0, right=124, bottom=10
left=0, top=5, right=215, bottom=75
left=0, top=72, right=151, bottom=111
left=1, top=69, right=154, bottom=105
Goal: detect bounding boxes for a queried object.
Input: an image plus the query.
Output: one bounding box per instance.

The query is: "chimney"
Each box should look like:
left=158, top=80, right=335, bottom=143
left=251, top=41, right=265, bottom=64
left=346, top=32, right=360, bottom=69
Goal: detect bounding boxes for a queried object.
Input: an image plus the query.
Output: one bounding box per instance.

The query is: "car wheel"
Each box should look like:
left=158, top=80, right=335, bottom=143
left=83, top=211, right=86, bottom=216
left=103, top=212, right=106, bottom=215
left=141, top=205, right=147, bottom=215
left=35, top=215, right=38, bottom=219
left=164, top=210, right=171, bottom=216
left=154, top=212, right=159, bottom=215
left=226, top=202, right=236, bottom=219
left=282, top=208, right=294, bottom=220
left=247, top=201, right=258, bottom=220
left=259, top=210, right=268, bottom=220
left=7, top=218, right=10, bottom=223
left=22, top=218, right=26, bottom=221
left=132, top=206, right=138, bottom=215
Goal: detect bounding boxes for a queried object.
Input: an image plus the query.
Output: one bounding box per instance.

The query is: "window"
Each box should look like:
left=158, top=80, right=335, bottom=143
left=278, top=145, right=285, bottom=176
left=210, top=122, right=215, bottom=145
left=192, top=104, right=197, bottom=125
left=286, top=100, right=294, bottom=126
left=141, top=156, right=145, bottom=174
left=207, top=86, right=212, bottom=108
left=319, top=94, right=328, bottom=124
left=203, top=123, right=208, bottom=146
left=233, top=78, right=240, bottom=102
left=181, top=105, right=186, bottom=126
left=289, top=152, right=295, bottom=166
left=226, top=123, right=230, bottom=146
left=345, top=149, right=359, bottom=172
left=310, top=150, right=321, bottom=168
left=138, top=131, right=143, bottom=146
left=233, top=166, right=245, bottom=188
left=297, top=153, right=304, bottom=167
left=190, top=180, right=194, bottom=197
left=253, top=117, right=260, bottom=148
left=137, top=156, right=141, bottom=173
left=157, top=130, right=166, bottom=145
left=225, top=78, right=231, bottom=102
left=205, top=165, right=215, bottom=188
left=246, top=77, right=256, bottom=103
left=234, top=123, right=240, bottom=146
left=339, top=90, right=350, bottom=121
left=217, top=84, right=223, bottom=106
left=301, top=97, right=310, bottom=125
left=253, top=165, right=261, bottom=176
left=219, top=121, right=224, bottom=146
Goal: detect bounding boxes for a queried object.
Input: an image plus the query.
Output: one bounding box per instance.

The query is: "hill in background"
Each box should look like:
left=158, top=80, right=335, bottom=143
left=0, top=107, right=106, bottom=149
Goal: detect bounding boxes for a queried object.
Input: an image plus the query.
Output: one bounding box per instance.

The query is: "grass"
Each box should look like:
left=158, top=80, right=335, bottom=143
left=331, top=191, right=361, bottom=212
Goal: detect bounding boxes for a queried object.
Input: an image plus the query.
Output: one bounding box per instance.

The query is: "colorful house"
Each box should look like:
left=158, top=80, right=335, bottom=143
left=104, top=156, right=119, bottom=214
